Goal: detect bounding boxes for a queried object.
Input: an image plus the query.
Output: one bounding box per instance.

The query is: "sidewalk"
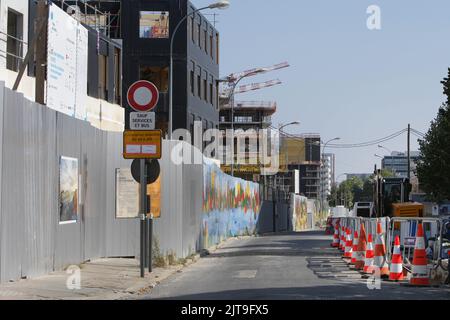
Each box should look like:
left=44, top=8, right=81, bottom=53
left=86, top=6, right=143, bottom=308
left=0, top=257, right=199, bottom=300
left=0, top=236, right=251, bottom=300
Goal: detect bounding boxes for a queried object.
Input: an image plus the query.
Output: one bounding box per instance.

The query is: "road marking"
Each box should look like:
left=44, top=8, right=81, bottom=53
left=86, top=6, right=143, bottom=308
left=233, top=270, right=258, bottom=279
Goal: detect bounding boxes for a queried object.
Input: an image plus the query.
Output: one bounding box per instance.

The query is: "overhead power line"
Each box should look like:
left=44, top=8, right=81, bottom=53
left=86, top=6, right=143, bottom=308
left=269, top=127, right=411, bottom=149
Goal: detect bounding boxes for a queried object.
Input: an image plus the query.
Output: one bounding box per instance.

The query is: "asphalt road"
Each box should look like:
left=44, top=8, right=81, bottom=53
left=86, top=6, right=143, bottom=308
left=144, top=231, right=450, bottom=300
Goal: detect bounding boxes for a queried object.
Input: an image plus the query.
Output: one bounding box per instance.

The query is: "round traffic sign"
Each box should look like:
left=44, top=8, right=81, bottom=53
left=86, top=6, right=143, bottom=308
left=131, top=159, right=161, bottom=185
left=127, top=80, right=159, bottom=112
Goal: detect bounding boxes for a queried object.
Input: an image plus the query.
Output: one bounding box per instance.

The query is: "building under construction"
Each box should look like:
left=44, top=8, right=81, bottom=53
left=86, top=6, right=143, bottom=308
left=48, top=0, right=122, bottom=39
left=219, top=100, right=277, bottom=182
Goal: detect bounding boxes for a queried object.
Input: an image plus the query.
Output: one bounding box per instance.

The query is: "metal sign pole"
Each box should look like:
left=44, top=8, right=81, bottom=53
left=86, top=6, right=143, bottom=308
left=139, top=159, right=146, bottom=278
left=148, top=212, right=153, bottom=273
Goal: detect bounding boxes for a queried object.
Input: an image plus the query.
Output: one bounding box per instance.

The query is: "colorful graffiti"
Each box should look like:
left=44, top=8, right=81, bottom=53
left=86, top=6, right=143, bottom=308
left=291, top=195, right=328, bottom=231
left=291, top=195, right=308, bottom=231
left=202, top=159, right=261, bottom=249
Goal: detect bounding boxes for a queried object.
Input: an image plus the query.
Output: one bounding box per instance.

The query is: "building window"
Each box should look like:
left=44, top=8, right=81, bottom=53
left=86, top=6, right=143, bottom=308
left=190, top=114, right=195, bottom=143
left=190, top=15, right=195, bottom=43
left=198, top=21, right=202, bottom=49
left=6, top=9, right=24, bottom=72
left=209, top=76, right=214, bottom=105
left=190, top=61, right=195, bottom=95
left=215, top=85, right=219, bottom=110
left=204, top=29, right=208, bottom=54
left=215, top=32, right=220, bottom=64
left=98, top=54, right=108, bottom=100
left=194, top=16, right=199, bottom=45
left=114, top=48, right=121, bottom=104
left=139, top=11, right=169, bottom=39
left=140, top=66, right=169, bottom=93
left=203, top=71, right=208, bottom=101
left=197, top=67, right=201, bottom=97
left=210, top=34, right=214, bottom=59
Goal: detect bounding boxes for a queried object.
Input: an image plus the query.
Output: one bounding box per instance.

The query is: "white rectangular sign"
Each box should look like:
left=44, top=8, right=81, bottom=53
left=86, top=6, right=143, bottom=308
left=130, top=112, right=156, bottom=130
left=115, top=168, right=139, bottom=219
left=47, top=3, right=88, bottom=120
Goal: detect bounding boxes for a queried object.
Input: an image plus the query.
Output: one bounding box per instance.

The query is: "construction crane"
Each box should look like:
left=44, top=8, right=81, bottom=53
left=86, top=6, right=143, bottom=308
left=220, top=79, right=282, bottom=98
left=224, top=61, right=289, bottom=83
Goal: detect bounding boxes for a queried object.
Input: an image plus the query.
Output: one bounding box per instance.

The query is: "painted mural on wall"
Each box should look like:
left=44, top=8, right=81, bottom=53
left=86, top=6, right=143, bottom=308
left=202, top=159, right=261, bottom=249
left=291, top=195, right=308, bottom=231
left=309, top=199, right=327, bottom=228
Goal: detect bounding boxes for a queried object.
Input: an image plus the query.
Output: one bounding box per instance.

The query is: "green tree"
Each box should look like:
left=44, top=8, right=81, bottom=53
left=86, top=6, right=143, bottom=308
left=415, top=69, right=450, bottom=202
left=338, top=177, right=363, bottom=209
left=328, top=184, right=339, bottom=207
left=360, top=179, right=374, bottom=201
left=416, top=100, right=450, bottom=202
left=380, top=169, right=395, bottom=178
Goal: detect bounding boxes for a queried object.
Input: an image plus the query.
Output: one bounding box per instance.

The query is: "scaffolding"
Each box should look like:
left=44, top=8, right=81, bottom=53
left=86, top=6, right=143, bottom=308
left=54, top=0, right=121, bottom=39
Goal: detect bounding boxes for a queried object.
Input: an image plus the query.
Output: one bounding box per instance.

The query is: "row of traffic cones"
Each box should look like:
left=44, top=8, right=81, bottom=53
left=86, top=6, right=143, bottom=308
left=331, top=219, right=430, bottom=285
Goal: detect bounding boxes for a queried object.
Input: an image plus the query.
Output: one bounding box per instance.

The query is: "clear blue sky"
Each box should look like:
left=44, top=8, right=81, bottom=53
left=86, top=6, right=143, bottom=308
left=193, top=0, right=450, bottom=179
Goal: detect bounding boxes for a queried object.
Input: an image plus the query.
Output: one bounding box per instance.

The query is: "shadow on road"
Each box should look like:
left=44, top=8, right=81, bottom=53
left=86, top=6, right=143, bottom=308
left=151, top=283, right=449, bottom=300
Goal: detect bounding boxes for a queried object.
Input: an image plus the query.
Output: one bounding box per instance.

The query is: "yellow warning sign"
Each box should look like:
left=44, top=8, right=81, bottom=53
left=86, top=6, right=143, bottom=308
left=123, top=130, right=162, bottom=160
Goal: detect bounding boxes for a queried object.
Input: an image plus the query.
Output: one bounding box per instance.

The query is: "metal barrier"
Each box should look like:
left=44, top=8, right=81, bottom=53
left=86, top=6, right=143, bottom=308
left=386, top=217, right=442, bottom=274
left=328, top=215, right=450, bottom=285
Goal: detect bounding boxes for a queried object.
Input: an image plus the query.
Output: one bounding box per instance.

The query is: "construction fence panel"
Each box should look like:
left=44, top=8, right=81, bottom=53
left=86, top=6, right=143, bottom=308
left=0, top=83, right=265, bottom=283
left=387, top=217, right=442, bottom=269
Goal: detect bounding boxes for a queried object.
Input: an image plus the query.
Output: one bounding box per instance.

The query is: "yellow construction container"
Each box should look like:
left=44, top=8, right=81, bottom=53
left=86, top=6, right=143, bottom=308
left=392, top=202, right=424, bottom=229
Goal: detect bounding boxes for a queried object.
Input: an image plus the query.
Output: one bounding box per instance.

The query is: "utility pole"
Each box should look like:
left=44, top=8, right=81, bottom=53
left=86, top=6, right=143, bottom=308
left=407, top=124, right=411, bottom=182
left=35, top=0, right=48, bottom=104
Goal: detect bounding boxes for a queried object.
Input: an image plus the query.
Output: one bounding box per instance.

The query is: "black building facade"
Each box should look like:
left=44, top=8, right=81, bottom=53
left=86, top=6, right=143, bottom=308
left=122, top=0, right=220, bottom=136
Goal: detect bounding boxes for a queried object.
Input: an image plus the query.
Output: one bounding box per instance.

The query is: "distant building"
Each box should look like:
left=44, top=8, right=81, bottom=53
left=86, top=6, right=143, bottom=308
left=278, top=134, right=321, bottom=199
left=382, top=151, right=420, bottom=178
left=320, top=153, right=335, bottom=201
left=219, top=100, right=276, bottom=181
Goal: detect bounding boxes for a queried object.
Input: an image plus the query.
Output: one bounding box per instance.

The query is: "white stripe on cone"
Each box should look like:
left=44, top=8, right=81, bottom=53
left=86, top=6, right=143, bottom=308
left=390, top=263, right=403, bottom=273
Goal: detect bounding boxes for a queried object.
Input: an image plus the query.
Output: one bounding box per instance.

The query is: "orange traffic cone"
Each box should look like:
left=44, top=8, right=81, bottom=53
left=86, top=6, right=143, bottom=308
left=354, top=223, right=367, bottom=270
left=363, top=234, right=375, bottom=274
left=339, top=225, right=345, bottom=251
left=410, top=223, right=430, bottom=286
left=374, top=221, right=389, bottom=278
left=351, top=231, right=359, bottom=264
left=389, top=236, right=404, bottom=281
left=343, top=228, right=353, bottom=259
left=331, top=222, right=340, bottom=248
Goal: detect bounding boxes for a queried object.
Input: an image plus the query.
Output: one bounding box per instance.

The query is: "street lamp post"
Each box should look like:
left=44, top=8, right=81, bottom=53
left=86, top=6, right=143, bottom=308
left=320, top=138, right=340, bottom=215
left=378, top=145, right=393, bottom=175
left=334, top=173, right=347, bottom=207
left=228, top=68, right=267, bottom=177
left=168, top=1, right=229, bottom=140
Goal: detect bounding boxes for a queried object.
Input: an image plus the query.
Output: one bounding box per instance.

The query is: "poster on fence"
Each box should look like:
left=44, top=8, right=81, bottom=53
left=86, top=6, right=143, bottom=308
left=115, top=168, right=139, bottom=219
left=291, top=195, right=308, bottom=231
left=59, top=156, right=79, bottom=225
left=115, top=168, right=162, bottom=219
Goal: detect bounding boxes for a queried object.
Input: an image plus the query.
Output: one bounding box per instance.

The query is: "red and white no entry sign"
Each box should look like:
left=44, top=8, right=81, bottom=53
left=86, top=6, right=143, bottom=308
left=127, top=80, right=160, bottom=112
